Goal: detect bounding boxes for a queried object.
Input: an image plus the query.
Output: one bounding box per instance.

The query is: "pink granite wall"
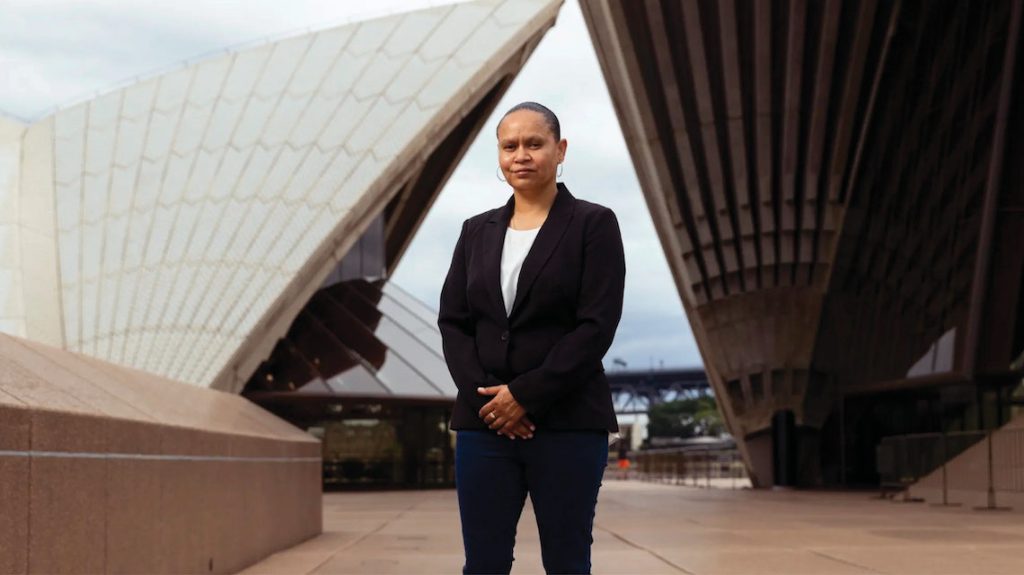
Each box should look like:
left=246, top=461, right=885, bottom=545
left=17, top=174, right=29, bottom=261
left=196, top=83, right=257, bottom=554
left=0, top=333, right=322, bottom=574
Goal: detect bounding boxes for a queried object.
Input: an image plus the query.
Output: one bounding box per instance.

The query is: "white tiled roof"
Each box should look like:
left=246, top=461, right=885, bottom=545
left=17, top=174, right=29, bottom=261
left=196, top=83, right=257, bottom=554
left=6, top=0, right=563, bottom=387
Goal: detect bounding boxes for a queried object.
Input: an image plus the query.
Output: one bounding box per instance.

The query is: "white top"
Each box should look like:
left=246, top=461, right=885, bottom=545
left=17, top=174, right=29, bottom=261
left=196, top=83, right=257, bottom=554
left=500, top=226, right=541, bottom=316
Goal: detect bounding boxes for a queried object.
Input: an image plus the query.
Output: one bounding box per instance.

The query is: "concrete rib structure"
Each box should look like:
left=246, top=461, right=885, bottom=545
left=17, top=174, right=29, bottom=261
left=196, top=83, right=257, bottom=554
left=0, top=0, right=562, bottom=393
left=582, top=0, right=1024, bottom=486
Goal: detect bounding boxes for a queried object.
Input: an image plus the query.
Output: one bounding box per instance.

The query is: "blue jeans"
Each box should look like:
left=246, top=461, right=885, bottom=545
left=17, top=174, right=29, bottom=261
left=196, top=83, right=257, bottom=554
left=455, top=430, right=608, bottom=575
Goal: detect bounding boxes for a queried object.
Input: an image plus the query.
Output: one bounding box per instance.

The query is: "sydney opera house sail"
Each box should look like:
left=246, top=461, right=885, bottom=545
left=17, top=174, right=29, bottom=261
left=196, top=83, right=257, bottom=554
left=0, top=0, right=562, bottom=392
left=582, top=0, right=1024, bottom=486
left=0, top=4, right=566, bottom=567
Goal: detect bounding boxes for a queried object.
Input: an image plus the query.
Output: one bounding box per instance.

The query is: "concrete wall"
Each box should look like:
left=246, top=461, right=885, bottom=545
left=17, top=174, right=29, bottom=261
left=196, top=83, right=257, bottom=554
left=0, top=332, right=322, bottom=574
left=18, top=119, right=63, bottom=348
left=0, top=117, right=26, bottom=337
left=0, top=117, right=63, bottom=348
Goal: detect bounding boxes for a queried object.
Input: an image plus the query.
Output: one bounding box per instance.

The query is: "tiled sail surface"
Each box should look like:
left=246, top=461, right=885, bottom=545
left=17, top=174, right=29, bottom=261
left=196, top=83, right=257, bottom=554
left=47, top=0, right=559, bottom=387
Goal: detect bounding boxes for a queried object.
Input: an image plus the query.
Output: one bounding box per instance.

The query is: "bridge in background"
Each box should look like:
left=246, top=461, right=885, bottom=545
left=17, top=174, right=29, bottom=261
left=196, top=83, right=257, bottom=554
left=607, top=368, right=712, bottom=415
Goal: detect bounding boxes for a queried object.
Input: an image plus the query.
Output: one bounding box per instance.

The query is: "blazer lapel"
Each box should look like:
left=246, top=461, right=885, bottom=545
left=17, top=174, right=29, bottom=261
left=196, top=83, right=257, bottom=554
left=483, top=194, right=515, bottom=323
left=509, top=183, right=576, bottom=319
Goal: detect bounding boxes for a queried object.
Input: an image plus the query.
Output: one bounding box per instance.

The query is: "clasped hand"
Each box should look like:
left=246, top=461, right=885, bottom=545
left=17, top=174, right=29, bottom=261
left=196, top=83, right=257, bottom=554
left=478, top=385, right=535, bottom=440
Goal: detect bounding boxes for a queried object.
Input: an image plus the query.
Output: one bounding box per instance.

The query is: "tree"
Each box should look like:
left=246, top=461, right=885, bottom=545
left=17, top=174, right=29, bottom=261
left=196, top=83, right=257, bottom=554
left=647, top=396, right=724, bottom=439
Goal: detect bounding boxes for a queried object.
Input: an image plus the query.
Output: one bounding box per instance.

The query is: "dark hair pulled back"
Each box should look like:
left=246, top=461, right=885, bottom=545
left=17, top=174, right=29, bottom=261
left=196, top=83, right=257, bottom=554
left=497, top=101, right=560, bottom=140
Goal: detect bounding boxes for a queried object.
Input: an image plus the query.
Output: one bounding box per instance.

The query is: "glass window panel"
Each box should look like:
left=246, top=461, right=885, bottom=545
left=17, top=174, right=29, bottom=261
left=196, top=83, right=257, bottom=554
left=382, top=282, right=440, bottom=327
left=378, top=293, right=444, bottom=354
left=297, top=379, right=332, bottom=394
left=372, top=315, right=455, bottom=397
left=326, top=364, right=391, bottom=396
left=373, top=349, right=443, bottom=397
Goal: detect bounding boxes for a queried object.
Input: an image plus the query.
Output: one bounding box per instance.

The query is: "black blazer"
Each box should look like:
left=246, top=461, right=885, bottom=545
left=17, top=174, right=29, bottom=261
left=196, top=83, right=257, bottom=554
left=438, top=183, right=625, bottom=432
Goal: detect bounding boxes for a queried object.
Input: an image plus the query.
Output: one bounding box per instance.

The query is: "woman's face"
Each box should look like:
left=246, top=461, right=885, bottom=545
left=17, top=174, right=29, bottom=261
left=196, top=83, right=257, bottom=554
left=497, top=110, right=567, bottom=193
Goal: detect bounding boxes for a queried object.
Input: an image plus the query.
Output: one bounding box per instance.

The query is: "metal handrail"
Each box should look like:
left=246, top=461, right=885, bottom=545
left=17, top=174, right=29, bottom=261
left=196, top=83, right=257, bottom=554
left=877, top=430, right=986, bottom=495
left=615, top=447, right=748, bottom=489
left=882, top=425, right=1024, bottom=510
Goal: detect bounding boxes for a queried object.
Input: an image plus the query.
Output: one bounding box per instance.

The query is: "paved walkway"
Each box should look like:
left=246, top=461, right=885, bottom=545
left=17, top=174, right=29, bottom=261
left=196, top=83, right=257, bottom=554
left=239, top=480, right=1024, bottom=574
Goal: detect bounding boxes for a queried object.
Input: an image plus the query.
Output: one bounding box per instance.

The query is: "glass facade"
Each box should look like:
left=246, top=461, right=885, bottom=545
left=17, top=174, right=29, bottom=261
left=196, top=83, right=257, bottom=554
left=243, top=274, right=457, bottom=489
left=270, top=399, right=454, bottom=489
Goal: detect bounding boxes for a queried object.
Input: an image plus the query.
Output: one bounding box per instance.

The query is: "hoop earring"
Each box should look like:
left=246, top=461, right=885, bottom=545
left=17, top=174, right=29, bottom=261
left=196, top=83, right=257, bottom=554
left=556, top=163, right=563, bottom=178
left=496, top=167, right=507, bottom=182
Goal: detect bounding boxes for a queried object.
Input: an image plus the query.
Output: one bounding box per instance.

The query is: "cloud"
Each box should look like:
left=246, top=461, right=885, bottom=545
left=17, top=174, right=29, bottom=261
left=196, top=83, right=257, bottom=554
left=0, top=0, right=461, bottom=119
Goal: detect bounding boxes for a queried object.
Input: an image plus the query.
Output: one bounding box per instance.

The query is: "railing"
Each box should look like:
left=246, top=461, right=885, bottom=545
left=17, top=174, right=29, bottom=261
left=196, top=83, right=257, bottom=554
left=876, top=430, right=986, bottom=499
left=613, top=447, right=748, bottom=488
left=993, top=427, right=1024, bottom=493
left=879, top=427, right=1024, bottom=508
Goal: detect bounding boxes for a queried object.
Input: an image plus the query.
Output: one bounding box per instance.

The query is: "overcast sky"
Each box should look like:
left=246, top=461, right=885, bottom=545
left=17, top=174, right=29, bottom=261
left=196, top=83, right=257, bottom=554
left=0, top=0, right=702, bottom=370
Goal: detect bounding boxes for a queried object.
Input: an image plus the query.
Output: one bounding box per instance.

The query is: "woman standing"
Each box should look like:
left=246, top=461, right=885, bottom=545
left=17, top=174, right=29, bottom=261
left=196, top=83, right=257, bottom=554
left=438, top=101, right=626, bottom=575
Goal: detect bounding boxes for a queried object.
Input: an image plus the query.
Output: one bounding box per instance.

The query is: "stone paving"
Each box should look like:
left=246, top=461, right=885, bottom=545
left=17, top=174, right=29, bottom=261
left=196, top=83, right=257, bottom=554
left=239, top=479, right=1024, bottom=574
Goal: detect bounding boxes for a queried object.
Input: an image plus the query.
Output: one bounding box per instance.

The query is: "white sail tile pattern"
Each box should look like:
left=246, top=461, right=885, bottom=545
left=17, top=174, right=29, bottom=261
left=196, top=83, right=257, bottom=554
left=0, top=0, right=562, bottom=389
left=0, top=118, right=23, bottom=337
